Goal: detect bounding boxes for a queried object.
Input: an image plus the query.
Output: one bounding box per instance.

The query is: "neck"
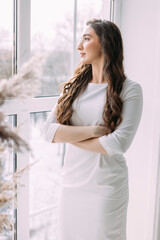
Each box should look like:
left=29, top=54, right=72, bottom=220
left=91, top=65, right=104, bottom=83
left=90, top=57, right=107, bottom=84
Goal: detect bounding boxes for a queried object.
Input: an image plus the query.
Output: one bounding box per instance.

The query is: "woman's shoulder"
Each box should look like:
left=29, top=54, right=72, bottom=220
left=120, top=77, right=143, bottom=100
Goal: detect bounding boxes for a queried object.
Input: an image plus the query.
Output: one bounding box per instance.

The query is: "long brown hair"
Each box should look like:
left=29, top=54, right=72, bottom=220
left=56, top=19, right=126, bottom=134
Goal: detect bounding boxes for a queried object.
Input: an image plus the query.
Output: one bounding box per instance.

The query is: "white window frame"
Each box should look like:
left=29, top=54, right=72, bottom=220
left=3, top=0, right=160, bottom=239
left=1, top=97, right=58, bottom=240
left=5, top=1, right=160, bottom=240
left=1, top=1, right=111, bottom=239
left=4, top=0, right=160, bottom=239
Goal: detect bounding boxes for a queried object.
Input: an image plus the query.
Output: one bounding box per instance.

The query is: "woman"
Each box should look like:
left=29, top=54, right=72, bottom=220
left=43, top=19, right=143, bottom=240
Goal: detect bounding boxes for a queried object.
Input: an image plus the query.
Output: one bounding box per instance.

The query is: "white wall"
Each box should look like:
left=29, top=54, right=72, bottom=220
left=119, top=0, right=160, bottom=239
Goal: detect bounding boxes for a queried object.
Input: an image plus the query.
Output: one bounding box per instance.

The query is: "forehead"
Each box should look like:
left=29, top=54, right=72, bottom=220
left=81, top=25, right=97, bottom=37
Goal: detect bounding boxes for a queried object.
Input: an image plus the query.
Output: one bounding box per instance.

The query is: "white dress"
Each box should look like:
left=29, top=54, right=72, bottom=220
left=43, top=78, right=143, bottom=240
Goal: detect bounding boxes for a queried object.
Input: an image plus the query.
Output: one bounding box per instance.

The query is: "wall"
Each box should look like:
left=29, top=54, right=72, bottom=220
left=118, top=0, right=160, bottom=239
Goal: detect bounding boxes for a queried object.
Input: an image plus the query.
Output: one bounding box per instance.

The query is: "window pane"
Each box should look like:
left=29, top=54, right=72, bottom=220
left=31, top=0, right=74, bottom=96
left=29, top=112, right=64, bottom=240
left=75, top=0, right=110, bottom=65
left=77, top=0, right=104, bottom=26
left=0, top=0, right=13, bottom=79
left=0, top=115, right=16, bottom=240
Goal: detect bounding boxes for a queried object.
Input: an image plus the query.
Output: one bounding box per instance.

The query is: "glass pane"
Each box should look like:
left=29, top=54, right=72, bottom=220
left=29, top=112, right=64, bottom=240
left=77, top=0, right=104, bottom=26
left=75, top=0, right=111, bottom=65
left=0, top=0, right=12, bottom=79
left=0, top=115, right=16, bottom=240
left=31, top=0, right=74, bottom=96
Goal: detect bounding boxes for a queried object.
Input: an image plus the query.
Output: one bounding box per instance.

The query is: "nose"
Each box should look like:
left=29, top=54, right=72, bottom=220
left=77, top=40, right=83, bottom=50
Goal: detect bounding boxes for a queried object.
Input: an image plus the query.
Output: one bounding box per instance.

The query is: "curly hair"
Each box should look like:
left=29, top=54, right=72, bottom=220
left=56, top=19, right=126, bottom=134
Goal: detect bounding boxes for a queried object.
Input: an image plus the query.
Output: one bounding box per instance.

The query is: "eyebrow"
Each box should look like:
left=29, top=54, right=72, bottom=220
left=82, top=34, right=92, bottom=37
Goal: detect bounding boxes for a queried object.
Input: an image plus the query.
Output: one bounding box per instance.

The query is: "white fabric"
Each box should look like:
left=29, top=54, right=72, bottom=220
left=42, top=78, right=143, bottom=240
left=98, top=80, right=143, bottom=156
left=43, top=96, right=62, bottom=142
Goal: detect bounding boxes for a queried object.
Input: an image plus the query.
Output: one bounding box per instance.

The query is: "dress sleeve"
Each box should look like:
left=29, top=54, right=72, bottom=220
left=42, top=98, right=62, bottom=143
left=98, top=81, right=143, bottom=156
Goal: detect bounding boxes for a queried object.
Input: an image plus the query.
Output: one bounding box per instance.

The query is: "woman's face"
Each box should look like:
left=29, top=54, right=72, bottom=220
left=77, top=25, right=104, bottom=65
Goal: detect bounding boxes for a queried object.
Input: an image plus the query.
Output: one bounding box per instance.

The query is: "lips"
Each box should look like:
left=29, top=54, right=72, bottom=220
left=80, top=53, right=86, bottom=57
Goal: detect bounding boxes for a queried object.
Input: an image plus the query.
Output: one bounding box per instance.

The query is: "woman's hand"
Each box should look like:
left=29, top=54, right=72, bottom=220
left=91, top=125, right=109, bottom=138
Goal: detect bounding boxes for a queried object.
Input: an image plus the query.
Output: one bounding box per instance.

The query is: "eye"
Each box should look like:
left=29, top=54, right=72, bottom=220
left=84, top=37, right=90, bottom=41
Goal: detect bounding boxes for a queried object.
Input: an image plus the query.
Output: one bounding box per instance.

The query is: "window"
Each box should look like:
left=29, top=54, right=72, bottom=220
left=0, top=0, right=12, bottom=79
left=29, top=112, right=63, bottom=240
left=31, top=0, right=74, bottom=96
left=1, top=116, right=15, bottom=240
left=0, top=1, right=14, bottom=239
left=1, top=1, right=111, bottom=239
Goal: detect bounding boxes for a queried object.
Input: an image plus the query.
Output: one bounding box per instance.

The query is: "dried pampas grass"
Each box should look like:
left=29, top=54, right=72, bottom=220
left=0, top=53, right=47, bottom=152
left=0, top=53, right=46, bottom=105
left=0, top=53, right=46, bottom=235
left=0, top=124, right=29, bottom=152
left=0, top=215, right=14, bottom=232
left=0, top=161, right=34, bottom=210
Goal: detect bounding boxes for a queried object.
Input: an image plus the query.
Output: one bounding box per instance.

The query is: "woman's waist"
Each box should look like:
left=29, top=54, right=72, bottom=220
left=62, top=156, right=128, bottom=190
left=64, top=144, right=127, bottom=169
left=60, top=174, right=129, bottom=198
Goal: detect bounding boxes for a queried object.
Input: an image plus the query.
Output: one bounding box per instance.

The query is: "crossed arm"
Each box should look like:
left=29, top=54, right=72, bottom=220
left=42, top=82, right=143, bottom=156
left=72, top=138, right=107, bottom=153
left=52, top=124, right=108, bottom=154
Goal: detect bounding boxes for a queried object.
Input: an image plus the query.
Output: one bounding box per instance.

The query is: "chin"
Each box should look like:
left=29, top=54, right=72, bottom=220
left=80, top=58, right=91, bottom=65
